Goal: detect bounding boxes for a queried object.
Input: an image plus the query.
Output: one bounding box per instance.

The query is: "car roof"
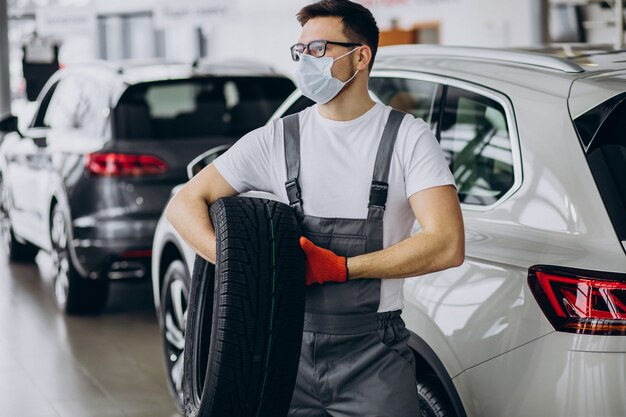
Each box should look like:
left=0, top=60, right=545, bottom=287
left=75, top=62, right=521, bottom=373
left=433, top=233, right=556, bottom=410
left=516, top=44, right=626, bottom=74
left=374, top=44, right=626, bottom=101
left=375, top=44, right=626, bottom=75
left=66, top=58, right=286, bottom=85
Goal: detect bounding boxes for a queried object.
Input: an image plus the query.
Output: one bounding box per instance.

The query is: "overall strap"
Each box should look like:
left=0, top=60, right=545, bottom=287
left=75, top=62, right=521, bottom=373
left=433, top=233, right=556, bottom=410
left=368, top=109, right=405, bottom=220
left=282, top=114, right=304, bottom=218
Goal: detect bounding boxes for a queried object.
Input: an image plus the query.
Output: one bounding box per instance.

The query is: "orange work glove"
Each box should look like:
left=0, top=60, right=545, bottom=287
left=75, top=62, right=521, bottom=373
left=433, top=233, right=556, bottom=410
left=299, top=237, right=348, bottom=286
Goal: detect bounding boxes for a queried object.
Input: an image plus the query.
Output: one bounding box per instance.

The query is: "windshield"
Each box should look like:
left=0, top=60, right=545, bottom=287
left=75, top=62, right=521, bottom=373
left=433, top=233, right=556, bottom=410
left=113, top=76, right=295, bottom=140
left=575, top=92, right=626, bottom=241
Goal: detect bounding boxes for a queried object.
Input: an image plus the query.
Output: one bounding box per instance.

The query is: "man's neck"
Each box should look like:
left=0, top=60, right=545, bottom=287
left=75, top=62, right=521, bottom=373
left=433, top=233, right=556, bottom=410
left=316, top=81, right=376, bottom=121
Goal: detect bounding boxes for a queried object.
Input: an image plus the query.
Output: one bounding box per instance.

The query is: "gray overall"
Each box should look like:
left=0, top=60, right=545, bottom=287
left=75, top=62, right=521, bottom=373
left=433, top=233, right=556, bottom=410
left=283, top=110, right=421, bottom=417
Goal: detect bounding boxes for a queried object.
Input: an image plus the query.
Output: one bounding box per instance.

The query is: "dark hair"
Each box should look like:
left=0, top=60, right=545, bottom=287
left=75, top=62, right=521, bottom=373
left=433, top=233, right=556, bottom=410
left=297, top=0, right=379, bottom=72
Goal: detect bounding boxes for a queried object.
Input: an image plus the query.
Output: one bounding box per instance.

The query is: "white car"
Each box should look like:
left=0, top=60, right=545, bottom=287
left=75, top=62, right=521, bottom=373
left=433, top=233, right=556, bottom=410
left=152, top=44, right=626, bottom=416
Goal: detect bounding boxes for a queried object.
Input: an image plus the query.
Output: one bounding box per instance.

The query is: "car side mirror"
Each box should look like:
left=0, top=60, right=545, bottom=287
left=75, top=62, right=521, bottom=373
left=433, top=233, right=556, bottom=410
left=186, top=144, right=231, bottom=180
left=0, top=115, right=22, bottom=137
left=187, top=160, right=204, bottom=180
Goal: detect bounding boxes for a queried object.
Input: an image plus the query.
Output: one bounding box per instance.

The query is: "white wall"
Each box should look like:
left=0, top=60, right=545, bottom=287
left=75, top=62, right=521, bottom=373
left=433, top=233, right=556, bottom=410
left=584, top=3, right=625, bottom=46
left=20, top=0, right=540, bottom=78
left=204, top=5, right=307, bottom=78
left=205, top=0, right=536, bottom=79
left=12, top=0, right=625, bottom=101
left=363, top=0, right=533, bottom=47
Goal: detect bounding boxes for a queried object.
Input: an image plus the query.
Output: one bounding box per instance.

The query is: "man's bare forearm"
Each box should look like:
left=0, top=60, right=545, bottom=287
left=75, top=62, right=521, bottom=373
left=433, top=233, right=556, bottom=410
left=348, top=185, right=465, bottom=280
left=347, top=229, right=464, bottom=280
left=165, top=189, right=217, bottom=263
left=164, top=164, right=239, bottom=264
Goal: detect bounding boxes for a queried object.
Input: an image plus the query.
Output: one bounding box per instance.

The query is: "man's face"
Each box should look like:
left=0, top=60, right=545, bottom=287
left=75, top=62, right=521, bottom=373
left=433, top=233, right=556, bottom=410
left=298, top=16, right=358, bottom=81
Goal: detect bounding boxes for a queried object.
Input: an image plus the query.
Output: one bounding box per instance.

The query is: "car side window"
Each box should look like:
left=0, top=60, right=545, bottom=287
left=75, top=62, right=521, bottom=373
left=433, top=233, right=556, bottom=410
left=440, top=86, right=515, bottom=206
left=369, top=77, right=441, bottom=129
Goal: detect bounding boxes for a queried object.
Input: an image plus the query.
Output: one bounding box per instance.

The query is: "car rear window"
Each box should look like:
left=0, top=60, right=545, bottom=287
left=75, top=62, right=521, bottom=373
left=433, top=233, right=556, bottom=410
left=113, top=76, right=295, bottom=139
left=575, top=92, right=626, bottom=241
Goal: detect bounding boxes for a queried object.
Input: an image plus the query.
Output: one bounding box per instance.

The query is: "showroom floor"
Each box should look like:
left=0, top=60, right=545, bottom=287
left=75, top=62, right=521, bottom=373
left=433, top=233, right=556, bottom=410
left=0, top=248, right=179, bottom=417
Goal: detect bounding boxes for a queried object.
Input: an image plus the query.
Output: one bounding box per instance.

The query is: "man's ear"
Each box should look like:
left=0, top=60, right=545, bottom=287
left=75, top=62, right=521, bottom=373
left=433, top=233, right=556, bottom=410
left=356, top=45, right=372, bottom=71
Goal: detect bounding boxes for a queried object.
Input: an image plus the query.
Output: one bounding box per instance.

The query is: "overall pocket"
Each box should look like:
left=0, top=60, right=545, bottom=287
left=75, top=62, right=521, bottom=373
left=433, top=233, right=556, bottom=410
left=376, top=320, right=415, bottom=368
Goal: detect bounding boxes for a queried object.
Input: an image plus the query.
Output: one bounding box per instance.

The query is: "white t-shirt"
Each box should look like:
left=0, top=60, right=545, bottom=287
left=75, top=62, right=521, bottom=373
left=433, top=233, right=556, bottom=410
left=214, top=102, right=455, bottom=312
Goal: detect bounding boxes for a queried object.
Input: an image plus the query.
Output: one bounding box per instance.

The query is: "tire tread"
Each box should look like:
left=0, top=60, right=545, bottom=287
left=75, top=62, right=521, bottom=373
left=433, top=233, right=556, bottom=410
left=184, top=197, right=305, bottom=417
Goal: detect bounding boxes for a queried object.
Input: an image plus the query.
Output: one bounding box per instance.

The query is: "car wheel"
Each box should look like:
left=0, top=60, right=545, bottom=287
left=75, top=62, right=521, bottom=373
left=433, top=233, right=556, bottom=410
left=50, top=204, right=109, bottom=315
left=160, top=259, right=190, bottom=412
left=183, top=197, right=306, bottom=417
left=0, top=179, right=38, bottom=262
left=417, top=374, right=455, bottom=417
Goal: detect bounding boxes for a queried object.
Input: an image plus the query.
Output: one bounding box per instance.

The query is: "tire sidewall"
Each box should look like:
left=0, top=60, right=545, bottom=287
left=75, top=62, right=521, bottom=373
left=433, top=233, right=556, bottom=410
left=183, top=255, right=215, bottom=417
left=160, top=259, right=191, bottom=412
left=50, top=203, right=109, bottom=315
left=50, top=203, right=74, bottom=311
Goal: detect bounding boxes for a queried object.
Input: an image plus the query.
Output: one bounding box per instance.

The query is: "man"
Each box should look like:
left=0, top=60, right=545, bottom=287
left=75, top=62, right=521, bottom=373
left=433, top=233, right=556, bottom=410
left=165, top=1, right=464, bottom=415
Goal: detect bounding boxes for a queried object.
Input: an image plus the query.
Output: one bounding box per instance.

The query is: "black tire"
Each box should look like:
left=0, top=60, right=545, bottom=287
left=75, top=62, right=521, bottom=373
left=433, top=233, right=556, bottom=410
left=50, top=204, right=109, bottom=315
left=183, top=197, right=306, bottom=417
left=0, top=178, right=39, bottom=263
left=160, top=259, right=190, bottom=412
left=417, top=374, right=455, bottom=417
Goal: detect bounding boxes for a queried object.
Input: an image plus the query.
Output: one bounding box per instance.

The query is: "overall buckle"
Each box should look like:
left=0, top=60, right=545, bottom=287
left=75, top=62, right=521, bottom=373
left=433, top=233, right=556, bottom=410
left=368, top=181, right=388, bottom=209
left=285, top=178, right=302, bottom=206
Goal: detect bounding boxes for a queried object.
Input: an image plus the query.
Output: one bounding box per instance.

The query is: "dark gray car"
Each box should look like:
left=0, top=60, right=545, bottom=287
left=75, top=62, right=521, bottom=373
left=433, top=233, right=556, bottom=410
left=0, top=60, right=295, bottom=314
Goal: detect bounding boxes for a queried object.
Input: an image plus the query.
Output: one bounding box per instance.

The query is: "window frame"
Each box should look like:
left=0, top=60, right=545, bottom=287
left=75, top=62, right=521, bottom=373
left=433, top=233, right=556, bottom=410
left=30, top=77, right=62, bottom=129
left=186, top=144, right=231, bottom=180
left=39, top=72, right=86, bottom=131
left=367, top=74, right=443, bottom=130
left=371, top=70, right=523, bottom=212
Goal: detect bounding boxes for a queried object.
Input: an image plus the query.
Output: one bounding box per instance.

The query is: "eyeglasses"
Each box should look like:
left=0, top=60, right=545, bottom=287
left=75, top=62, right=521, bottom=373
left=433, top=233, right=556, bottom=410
left=290, top=40, right=362, bottom=62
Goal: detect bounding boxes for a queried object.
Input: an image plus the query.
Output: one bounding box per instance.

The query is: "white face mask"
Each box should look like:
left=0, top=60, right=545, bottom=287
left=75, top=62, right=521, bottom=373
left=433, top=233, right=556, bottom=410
left=294, top=47, right=360, bottom=104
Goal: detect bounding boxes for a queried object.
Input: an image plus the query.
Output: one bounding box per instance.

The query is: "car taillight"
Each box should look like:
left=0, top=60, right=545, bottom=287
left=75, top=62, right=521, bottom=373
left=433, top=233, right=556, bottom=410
left=85, top=153, right=168, bottom=176
left=529, top=265, right=626, bottom=336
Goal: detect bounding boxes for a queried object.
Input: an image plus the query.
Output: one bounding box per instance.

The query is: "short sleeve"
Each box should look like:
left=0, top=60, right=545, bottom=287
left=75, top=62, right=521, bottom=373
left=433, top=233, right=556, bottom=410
left=213, top=122, right=275, bottom=194
left=396, top=115, right=456, bottom=198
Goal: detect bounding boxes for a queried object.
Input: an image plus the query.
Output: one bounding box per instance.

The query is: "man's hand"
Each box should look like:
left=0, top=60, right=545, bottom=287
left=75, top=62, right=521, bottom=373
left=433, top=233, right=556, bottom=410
left=299, top=237, right=348, bottom=286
